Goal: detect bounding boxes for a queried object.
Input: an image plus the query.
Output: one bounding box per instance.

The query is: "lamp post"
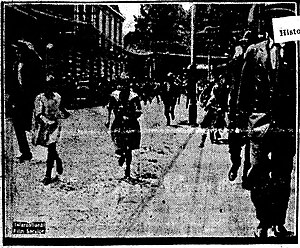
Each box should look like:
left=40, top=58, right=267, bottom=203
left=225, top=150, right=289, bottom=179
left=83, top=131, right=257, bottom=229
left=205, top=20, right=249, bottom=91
left=188, top=4, right=197, bottom=126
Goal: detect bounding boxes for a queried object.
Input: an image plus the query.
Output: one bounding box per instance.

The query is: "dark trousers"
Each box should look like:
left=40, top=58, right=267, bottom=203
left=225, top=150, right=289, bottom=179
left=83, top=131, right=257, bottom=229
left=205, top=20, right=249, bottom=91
left=248, top=131, right=295, bottom=228
left=228, top=131, right=251, bottom=180
left=46, top=143, right=59, bottom=178
left=163, top=99, right=176, bottom=124
left=12, top=117, right=31, bottom=156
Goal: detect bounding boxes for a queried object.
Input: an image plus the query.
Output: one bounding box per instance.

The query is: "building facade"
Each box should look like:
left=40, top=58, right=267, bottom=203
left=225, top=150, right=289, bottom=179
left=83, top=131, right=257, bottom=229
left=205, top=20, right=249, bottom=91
left=4, top=3, right=126, bottom=107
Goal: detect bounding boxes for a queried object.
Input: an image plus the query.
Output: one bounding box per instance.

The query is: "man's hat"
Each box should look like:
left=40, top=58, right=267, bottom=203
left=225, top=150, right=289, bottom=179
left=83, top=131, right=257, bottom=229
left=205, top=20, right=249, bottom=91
left=264, top=3, right=296, bottom=18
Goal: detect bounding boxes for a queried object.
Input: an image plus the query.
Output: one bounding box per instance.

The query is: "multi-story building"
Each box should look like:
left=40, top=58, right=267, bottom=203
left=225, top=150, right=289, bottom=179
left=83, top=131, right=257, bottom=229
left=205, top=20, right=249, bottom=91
left=4, top=3, right=126, bottom=107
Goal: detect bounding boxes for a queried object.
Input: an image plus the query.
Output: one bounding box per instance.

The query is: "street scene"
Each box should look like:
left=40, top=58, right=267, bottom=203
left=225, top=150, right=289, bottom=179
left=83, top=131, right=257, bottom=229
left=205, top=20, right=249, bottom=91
left=4, top=95, right=297, bottom=238
left=2, top=1, right=299, bottom=245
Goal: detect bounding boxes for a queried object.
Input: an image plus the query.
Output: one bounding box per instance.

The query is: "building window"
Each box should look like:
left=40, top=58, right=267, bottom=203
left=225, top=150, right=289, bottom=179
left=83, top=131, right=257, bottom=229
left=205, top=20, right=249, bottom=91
left=111, top=16, right=115, bottom=41
left=85, top=5, right=91, bottom=23
left=118, top=21, right=123, bottom=46
left=106, top=15, right=110, bottom=38
left=115, top=19, right=119, bottom=44
left=103, top=13, right=107, bottom=36
left=78, top=5, right=84, bottom=22
left=99, top=10, right=103, bottom=32
left=95, top=8, right=99, bottom=29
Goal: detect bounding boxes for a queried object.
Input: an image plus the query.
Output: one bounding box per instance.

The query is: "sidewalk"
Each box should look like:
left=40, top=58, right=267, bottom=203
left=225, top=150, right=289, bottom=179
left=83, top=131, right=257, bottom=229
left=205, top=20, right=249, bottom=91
left=125, top=128, right=297, bottom=239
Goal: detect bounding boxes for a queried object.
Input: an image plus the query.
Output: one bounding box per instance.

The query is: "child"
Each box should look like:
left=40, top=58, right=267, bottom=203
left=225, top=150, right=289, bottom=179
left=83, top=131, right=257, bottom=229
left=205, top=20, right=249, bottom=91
left=32, top=75, right=70, bottom=185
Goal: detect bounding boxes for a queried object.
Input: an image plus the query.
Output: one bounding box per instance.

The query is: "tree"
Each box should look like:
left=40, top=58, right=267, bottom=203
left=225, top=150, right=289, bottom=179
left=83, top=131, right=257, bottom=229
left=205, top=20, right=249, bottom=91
left=130, top=4, right=190, bottom=53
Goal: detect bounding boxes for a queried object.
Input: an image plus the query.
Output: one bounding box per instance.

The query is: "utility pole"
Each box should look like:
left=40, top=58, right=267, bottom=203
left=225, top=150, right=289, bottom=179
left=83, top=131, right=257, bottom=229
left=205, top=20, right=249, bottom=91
left=188, top=4, right=197, bottom=126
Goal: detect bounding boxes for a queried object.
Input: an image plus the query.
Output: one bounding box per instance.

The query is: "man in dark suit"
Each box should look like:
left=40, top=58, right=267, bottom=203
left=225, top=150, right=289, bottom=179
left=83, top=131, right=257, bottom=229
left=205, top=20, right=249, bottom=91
left=227, top=31, right=254, bottom=184
left=7, top=40, right=44, bottom=162
left=236, top=4, right=296, bottom=238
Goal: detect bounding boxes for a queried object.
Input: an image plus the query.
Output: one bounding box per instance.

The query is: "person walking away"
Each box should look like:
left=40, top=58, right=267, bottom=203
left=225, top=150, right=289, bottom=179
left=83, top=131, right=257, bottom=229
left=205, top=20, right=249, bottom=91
left=32, top=75, right=70, bottom=185
left=199, top=68, right=227, bottom=147
left=235, top=4, right=296, bottom=238
left=227, top=31, right=254, bottom=184
left=6, top=39, right=44, bottom=162
left=161, top=72, right=178, bottom=126
left=105, top=73, right=142, bottom=181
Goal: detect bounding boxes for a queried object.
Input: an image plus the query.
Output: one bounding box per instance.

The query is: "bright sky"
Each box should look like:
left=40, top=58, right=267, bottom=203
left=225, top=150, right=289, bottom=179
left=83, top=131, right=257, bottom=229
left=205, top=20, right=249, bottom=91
left=118, top=3, right=141, bottom=35
left=118, top=2, right=191, bottom=35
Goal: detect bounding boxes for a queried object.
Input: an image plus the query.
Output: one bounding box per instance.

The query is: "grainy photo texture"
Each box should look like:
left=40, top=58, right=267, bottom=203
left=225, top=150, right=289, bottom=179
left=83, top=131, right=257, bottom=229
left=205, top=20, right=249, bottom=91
left=1, top=1, right=299, bottom=245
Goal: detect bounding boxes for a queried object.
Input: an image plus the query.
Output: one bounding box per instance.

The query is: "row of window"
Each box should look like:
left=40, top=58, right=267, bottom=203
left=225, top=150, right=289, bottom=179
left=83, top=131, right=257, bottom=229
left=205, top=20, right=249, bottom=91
left=74, top=5, right=123, bottom=47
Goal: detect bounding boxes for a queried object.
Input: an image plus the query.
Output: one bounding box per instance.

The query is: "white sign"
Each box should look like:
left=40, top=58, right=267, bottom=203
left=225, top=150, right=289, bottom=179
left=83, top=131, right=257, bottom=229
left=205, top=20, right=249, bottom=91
left=273, top=16, right=300, bottom=43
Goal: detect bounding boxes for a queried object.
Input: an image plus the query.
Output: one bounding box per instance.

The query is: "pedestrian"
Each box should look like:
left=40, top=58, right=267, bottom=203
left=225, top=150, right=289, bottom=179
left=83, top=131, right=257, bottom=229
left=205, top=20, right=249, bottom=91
left=235, top=3, right=296, bottom=238
left=32, top=75, right=70, bottom=185
left=199, top=68, right=228, bottom=148
left=161, top=72, right=178, bottom=126
left=227, top=31, right=254, bottom=183
left=105, top=73, right=142, bottom=181
left=6, top=39, right=44, bottom=162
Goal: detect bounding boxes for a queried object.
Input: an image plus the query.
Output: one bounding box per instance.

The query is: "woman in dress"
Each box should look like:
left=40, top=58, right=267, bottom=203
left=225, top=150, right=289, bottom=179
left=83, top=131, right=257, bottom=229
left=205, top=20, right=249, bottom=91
left=105, top=73, right=142, bottom=180
left=32, top=75, right=70, bottom=185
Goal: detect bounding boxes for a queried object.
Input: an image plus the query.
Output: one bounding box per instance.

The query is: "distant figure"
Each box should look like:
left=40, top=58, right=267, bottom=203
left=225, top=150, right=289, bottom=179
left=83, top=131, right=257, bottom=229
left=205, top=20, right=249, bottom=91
left=105, top=73, right=142, bottom=181
left=160, top=72, right=179, bottom=126
left=32, top=76, right=70, bottom=185
left=199, top=67, right=228, bottom=147
left=6, top=39, right=44, bottom=162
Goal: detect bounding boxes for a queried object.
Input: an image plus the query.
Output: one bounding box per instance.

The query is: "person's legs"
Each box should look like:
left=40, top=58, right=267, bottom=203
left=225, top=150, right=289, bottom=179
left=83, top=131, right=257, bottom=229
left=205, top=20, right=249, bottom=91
left=199, top=129, right=208, bottom=148
left=171, top=102, right=176, bottom=120
left=42, top=143, right=57, bottom=185
left=209, top=129, right=215, bottom=143
left=248, top=138, right=273, bottom=237
left=164, top=103, right=171, bottom=125
left=269, top=133, right=295, bottom=236
left=53, top=144, right=63, bottom=175
left=13, top=118, right=32, bottom=161
left=118, top=151, right=125, bottom=167
left=228, top=131, right=243, bottom=181
left=124, top=149, right=132, bottom=178
left=242, top=140, right=252, bottom=188
left=251, top=186, right=273, bottom=237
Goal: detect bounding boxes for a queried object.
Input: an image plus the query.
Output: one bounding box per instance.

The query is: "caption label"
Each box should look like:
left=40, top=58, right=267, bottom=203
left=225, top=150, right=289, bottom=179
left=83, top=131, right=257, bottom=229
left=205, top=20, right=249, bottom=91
left=12, top=221, right=46, bottom=234
left=273, top=16, right=300, bottom=43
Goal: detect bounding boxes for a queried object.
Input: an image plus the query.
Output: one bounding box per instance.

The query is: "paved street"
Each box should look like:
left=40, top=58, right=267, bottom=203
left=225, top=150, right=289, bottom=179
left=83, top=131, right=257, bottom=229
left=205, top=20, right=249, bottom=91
left=3, top=95, right=297, bottom=242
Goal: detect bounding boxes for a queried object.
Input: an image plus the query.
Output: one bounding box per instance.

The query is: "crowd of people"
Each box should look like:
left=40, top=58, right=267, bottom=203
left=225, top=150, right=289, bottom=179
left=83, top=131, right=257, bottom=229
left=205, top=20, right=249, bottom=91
left=5, top=3, right=296, bottom=239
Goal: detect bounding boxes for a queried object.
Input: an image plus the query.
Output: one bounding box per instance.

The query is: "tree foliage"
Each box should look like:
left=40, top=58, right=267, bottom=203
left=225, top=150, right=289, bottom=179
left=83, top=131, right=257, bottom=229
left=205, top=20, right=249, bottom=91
left=126, top=3, right=253, bottom=56
left=130, top=4, right=190, bottom=53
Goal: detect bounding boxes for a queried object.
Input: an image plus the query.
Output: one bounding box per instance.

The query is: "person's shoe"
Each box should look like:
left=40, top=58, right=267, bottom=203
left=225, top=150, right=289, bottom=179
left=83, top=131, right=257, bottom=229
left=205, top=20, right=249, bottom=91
left=273, top=225, right=294, bottom=238
left=254, top=227, right=268, bottom=238
left=41, top=177, right=51, bottom=186
left=115, top=149, right=123, bottom=156
left=228, top=169, right=238, bottom=181
left=242, top=179, right=251, bottom=190
left=56, top=158, right=63, bottom=175
left=17, top=153, right=32, bottom=162
left=267, top=227, right=277, bottom=238
left=118, top=156, right=125, bottom=167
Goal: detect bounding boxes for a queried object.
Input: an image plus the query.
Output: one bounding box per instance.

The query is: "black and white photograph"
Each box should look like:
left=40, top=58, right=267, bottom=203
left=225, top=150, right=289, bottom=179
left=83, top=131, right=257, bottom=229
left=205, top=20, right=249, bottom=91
left=1, top=0, right=299, bottom=246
